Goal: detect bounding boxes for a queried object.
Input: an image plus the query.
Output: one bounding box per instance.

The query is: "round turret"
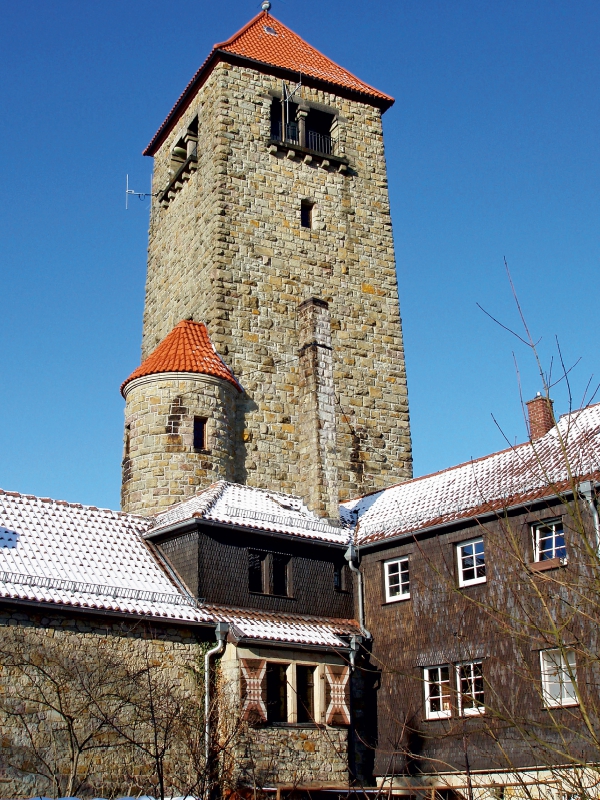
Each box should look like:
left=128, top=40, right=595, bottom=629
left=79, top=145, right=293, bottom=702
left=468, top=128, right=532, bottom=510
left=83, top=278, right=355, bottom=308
left=120, top=320, right=241, bottom=516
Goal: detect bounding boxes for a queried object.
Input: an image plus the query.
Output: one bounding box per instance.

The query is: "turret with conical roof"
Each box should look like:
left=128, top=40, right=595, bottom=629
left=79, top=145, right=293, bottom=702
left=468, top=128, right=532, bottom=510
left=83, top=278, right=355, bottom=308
left=121, top=321, right=241, bottom=514
left=124, top=10, right=412, bottom=516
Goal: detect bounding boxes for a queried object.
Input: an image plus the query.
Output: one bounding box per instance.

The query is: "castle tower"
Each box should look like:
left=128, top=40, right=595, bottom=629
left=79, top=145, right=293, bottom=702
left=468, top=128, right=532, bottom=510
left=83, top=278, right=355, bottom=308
left=122, top=10, right=412, bottom=516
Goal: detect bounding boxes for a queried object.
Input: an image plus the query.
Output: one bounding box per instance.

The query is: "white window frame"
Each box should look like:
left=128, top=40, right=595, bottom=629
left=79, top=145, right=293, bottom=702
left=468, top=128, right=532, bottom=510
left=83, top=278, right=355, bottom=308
left=456, top=660, right=485, bottom=716
left=457, top=537, right=486, bottom=587
left=540, top=648, right=578, bottom=708
left=384, top=557, right=410, bottom=602
left=533, top=519, right=566, bottom=563
left=424, top=665, right=452, bottom=719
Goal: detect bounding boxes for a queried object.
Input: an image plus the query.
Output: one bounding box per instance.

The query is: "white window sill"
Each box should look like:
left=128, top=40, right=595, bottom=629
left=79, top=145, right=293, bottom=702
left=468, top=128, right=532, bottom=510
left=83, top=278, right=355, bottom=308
left=459, top=576, right=487, bottom=588
left=384, top=593, right=410, bottom=604
left=425, top=711, right=452, bottom=720
left=543, top=700, right=579, bottom=709
left=461, top=707, right=485, bottom=716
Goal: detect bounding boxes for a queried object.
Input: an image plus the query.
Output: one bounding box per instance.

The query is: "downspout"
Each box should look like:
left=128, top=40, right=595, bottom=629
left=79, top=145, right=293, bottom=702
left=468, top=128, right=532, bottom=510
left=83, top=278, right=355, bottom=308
left=205, top=622, right=229, bottom=776
left=580, top=480, right=600, bottom=552
left=345, top=542, right=372, bottom=640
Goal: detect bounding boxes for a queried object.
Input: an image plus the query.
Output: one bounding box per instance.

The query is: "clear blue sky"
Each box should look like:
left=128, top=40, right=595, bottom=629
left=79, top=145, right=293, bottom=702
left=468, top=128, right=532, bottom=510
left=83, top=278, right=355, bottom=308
left=1, top=0, right=598, bottom=509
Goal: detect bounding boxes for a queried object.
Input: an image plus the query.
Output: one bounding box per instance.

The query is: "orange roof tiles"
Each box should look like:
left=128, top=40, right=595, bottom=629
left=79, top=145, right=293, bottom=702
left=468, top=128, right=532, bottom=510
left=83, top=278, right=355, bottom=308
left=144, top=11, right=393, bottom=156
left=121, top=320, right=241, bottom=396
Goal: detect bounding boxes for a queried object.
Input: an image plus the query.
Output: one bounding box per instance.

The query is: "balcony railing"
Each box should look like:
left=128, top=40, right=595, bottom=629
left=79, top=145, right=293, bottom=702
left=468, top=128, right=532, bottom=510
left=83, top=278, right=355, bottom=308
left=271, top=122, right=333, bottom=157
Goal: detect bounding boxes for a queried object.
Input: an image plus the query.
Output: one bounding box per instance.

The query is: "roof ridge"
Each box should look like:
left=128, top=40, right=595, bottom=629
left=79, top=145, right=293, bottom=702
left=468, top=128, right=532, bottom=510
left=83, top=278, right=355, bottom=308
left=0, top=488, right=148, bottom=521
left=343, top=402, right=600, bottom=506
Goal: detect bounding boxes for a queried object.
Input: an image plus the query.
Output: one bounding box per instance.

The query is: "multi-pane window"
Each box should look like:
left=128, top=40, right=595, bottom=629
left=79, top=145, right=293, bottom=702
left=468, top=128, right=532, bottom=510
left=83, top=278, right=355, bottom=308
left=424, top=665, right=451, bottom=719
left=249, top=551, right=290, bottom=596
left=457, top=661, right=485, bottom=715
left=533, top=520, right=566, bottom=562
left=384, top=557, right=410, bottom=602
left=540, top=649, right=578, bottom=707
left=457, top=538, right=486, bottom=586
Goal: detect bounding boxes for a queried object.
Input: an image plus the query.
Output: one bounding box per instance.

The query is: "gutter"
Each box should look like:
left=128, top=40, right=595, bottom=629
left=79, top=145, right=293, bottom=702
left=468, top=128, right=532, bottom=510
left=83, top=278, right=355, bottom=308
left=205, top=621, right=229, bottom=780
left=579, top=480, right=600, bottom=552
left=345, top=543, right=372, bottom=640
left=231, top=636, right=354, bottom=654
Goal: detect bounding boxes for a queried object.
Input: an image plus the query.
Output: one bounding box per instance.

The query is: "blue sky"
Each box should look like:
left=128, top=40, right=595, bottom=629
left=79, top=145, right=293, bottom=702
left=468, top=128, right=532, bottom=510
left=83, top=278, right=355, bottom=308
left=1, top=0, right=598, bottom=509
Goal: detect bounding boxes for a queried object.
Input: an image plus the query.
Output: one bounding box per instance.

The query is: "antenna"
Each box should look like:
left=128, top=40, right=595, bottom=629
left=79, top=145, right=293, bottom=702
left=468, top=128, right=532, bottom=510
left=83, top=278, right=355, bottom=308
left=125, top=174, right=156, bottom=209
left=281, top=76, right=302, bottom=137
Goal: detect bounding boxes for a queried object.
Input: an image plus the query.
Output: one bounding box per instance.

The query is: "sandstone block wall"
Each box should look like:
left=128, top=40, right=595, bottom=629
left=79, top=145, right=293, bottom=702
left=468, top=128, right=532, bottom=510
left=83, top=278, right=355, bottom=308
left=139, top=60, right=412, bottom=509
left=122, top=373, right=237, bottom=515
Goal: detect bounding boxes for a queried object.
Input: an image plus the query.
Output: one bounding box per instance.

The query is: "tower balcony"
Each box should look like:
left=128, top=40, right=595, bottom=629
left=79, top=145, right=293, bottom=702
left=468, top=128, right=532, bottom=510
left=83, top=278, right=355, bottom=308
left=269, top=123, right=348, bottom=171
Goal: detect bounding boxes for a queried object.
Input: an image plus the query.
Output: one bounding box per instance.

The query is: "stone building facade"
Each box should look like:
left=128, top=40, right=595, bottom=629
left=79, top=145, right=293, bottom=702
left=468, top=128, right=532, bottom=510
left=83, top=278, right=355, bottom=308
left=121, top=10, right=412, bottom=517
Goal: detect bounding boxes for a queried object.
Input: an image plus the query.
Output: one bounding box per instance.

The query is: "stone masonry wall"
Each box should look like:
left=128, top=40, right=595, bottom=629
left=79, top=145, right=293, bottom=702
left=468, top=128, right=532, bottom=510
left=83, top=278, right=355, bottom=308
left=298, top=297, right=338, bottom=520
left=139, top=60, right=412, bottom=509
left=0, top=607, right=206, bottom=798
left=122, top=373, right=237, bottom=515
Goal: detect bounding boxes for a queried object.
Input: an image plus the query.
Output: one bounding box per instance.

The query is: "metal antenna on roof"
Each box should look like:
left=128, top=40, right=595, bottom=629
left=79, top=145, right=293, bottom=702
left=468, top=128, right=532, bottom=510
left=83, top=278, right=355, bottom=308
left=125, top=174, right=157, bottom=210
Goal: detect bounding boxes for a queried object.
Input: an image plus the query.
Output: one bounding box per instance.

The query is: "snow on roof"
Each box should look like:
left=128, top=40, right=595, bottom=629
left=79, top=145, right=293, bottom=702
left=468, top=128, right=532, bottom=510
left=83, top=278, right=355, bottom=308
left=205, top=603, right=360, bottom=648
left=0, top=489, right=357, bottom=647
left=149, top=481, right=351, bottom=544
left=0, top=489, right=211, bottom=623
left=343, top=403, right=600, bottom=545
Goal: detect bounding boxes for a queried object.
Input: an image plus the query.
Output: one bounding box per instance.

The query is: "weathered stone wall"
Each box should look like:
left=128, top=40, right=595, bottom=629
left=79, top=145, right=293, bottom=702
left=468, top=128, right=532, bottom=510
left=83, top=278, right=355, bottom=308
left=122, top=373, right=237, bottom=515
left=137, top=60, right=412, bottom=512
left=0, top=607, right=206, bottom=798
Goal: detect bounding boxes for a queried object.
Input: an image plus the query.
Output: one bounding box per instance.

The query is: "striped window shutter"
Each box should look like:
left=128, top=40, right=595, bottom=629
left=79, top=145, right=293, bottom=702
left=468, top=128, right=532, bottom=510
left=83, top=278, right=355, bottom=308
left=240, top=658, right=267, bottom=722
left=324, top=664, right=351, bottom=725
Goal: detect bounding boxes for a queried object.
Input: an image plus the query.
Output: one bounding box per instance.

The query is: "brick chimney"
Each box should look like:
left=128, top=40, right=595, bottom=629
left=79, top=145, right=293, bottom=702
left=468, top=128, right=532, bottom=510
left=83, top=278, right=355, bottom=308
left=526, top=393, right=555, bottom=440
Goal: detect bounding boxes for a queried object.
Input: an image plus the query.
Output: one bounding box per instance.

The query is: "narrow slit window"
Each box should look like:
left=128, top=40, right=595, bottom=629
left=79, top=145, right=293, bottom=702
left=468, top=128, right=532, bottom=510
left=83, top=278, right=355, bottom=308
left=272, top=554, right=289, bottom=596
left=296, top=665, right=316, bottom=723
left=249, top=550, right=267, bottom=593
left=266, top=662, right=289, bottom=723
left=301, top=200, right=314, bottom=229
left=193, top=416, right=207, bottom=451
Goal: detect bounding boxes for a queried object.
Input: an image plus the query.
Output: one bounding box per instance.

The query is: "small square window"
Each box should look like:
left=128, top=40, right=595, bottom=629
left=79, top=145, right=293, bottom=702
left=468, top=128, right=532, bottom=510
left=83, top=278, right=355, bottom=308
left=457, top=661, right=485, bottom=715
left=300, top=200, right=314, bottom=229
left=533, top=520, right=566, bottom=562
left=193, top=416, right=207, bottom=451
left=424, top=665, right=451, bottom=719
left=540, top=648, right=578, bottom=707
left=457, top=538, right=486, bottom=587
left=384, top=557, right=410, bottom=602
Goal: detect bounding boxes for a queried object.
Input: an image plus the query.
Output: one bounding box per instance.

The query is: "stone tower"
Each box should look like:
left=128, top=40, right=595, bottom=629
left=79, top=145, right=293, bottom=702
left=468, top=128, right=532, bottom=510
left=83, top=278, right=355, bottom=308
left=121, top=10, right=412, bottom=517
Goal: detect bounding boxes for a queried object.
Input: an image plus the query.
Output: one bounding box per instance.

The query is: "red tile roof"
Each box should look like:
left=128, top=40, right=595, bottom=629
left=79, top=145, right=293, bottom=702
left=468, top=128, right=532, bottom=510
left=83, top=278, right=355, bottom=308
left=144, top=11, right=394, bottom=156
left=121, top=320, right=241, bottom=396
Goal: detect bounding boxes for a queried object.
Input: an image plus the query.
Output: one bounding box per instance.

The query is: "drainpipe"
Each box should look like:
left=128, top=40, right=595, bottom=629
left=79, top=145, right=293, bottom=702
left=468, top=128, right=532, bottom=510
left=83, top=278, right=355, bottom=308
left=345, top=543, right=372, bottom=640
left=580, top=480, right=600, bottom=553
left=205, top=622, right=229, bottom=773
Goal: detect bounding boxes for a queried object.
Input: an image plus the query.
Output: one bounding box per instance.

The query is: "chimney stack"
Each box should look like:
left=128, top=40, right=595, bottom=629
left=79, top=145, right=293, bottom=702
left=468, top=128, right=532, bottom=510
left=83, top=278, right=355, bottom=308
left=526, top=393, right=555, bottom=440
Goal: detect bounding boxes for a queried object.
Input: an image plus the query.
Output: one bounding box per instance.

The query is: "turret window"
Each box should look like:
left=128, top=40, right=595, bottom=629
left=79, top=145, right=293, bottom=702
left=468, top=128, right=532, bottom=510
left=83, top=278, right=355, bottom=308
left=193, top=416, right=207, bottom=451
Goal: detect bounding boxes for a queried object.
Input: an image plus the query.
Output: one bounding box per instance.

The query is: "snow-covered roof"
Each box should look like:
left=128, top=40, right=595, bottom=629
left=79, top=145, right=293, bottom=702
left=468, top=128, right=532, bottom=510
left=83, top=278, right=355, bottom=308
left=343, top=403, right=600, bottom=546
left=0, top=489, right=211, bottom=623
left=0, top=489, right=357, bottom=647
left=205, top=603, right=360, bottom=648
left=149, top=481, right=351, bottom=544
